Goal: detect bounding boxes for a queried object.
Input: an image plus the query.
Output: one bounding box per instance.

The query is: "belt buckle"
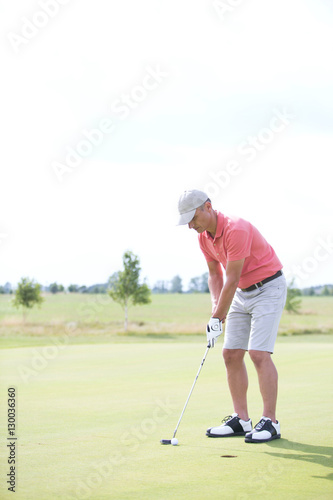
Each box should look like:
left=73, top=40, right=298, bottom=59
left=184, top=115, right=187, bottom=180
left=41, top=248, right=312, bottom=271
left=254, top=281, right=263, bottom=289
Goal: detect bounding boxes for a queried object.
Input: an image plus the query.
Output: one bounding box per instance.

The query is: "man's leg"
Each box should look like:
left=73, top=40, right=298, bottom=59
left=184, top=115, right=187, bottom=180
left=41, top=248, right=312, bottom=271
left=248, top=350, right=278, bottom=422
left=206, top=292, right=252, bottom=437
left=206, top=347, right=251, bottom=437
left=247, top=275, right=287, bottom=423
left=222, top=348, right=249, bottom=421
left=222, top=290, right=251, bottom=422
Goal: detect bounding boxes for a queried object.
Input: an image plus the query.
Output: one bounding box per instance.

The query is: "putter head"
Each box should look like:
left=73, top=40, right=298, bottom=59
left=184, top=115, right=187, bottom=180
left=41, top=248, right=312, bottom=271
left=160, top=439, right=171, bottom=445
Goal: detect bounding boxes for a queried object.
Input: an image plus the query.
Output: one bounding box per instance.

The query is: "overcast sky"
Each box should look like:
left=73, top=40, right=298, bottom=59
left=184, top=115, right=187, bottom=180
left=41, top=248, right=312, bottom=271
left=1, top=0, right=332, bottom=290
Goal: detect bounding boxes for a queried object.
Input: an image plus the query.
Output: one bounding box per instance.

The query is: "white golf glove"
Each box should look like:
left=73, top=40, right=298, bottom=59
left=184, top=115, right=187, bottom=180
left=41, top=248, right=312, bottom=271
left=206, top=317, right=223, bottom=348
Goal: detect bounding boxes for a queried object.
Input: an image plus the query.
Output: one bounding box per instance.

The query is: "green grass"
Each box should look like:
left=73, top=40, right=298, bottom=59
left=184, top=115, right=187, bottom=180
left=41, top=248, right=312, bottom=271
left=0, top=295, right=332, bottom=498
left=0, top=339, right=332, bottom=499
left=0, top=294, right=332, bottom=350
left=0, top=292, right=213, bottom=325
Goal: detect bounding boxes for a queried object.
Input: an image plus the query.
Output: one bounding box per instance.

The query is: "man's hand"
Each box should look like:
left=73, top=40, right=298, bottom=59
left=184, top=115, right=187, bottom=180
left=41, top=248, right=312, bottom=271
left=206, top=317, right=223, bottom=348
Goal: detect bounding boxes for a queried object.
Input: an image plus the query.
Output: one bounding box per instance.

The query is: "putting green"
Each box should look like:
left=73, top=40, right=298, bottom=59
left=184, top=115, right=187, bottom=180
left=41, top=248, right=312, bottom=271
left=0, top=339, right=332, bottom=499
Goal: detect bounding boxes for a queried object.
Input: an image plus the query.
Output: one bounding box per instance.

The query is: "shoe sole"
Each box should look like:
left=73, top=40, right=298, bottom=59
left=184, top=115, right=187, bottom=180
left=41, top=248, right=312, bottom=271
left=206, top=431, right=247, bottom=438
left=244, top=433, right=281, bottom=443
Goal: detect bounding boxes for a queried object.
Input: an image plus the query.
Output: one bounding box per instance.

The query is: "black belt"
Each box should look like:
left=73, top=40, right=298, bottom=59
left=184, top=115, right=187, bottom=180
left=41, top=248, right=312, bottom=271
left=241, top=270, right=282, bottom=292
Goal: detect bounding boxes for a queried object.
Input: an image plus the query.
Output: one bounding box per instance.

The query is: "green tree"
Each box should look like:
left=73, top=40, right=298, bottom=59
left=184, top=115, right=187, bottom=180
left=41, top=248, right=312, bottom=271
left=108, top=251, right=151, bottom=332
left=12, top=277, right=44, bottom=323
left=170, top=275, right=183, bottom=293
left=200, top=272, right=209, bottom=293
left=188, top=273, right=209, bottom=293
left=188, top=276, right=201, bottom=293
left=152, top=281, right=169, bottom=293
left=285, top=279, right=302, bottom=314
left=49, top=282, right=64, bottom=294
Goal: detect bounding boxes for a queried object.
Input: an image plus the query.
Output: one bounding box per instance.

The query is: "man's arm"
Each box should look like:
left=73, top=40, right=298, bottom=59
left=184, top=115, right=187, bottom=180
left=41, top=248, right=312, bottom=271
left=207, top=260, right=223, bottom=314
left=211, top=259, right=245, bottom=321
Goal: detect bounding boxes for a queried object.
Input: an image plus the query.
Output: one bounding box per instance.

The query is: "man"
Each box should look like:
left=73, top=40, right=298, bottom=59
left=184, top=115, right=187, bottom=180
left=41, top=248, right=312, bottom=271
left=177, top=190, right=287, bottom=443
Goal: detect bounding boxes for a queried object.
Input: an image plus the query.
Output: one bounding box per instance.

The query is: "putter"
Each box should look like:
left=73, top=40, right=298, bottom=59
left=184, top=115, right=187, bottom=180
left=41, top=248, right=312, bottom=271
left=160, top=345, right=210, bottom=445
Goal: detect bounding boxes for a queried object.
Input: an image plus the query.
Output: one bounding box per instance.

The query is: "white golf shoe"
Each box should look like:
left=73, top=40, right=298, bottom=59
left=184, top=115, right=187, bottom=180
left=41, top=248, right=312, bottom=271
left=206, top=413, right=252, bottom=437
left=245, top=417, right=281, bottom=443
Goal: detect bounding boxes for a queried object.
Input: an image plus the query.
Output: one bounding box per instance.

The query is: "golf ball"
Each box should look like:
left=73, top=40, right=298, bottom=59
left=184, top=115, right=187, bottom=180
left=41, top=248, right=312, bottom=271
left=171, top=438, right=178, bottom=446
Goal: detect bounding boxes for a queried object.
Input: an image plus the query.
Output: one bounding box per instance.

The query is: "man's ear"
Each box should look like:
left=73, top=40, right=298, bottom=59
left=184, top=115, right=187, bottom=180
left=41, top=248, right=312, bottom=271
left=205, top=201, right=213, bottom=212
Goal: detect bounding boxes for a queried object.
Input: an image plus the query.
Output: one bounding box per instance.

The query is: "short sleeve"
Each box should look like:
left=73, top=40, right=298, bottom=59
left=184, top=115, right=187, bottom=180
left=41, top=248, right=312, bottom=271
left=226, top=228, right=252, bottom=261
left=198, top=235, right=217, bottom=263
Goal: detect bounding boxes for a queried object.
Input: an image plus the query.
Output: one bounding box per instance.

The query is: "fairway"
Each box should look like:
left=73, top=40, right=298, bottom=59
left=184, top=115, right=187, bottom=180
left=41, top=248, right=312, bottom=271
left=0, top=338, right=332, bottom=499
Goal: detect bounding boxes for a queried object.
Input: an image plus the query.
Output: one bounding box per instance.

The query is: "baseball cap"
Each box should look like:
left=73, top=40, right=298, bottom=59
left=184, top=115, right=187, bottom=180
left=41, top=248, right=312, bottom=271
left=177, top=190, right=209, bottom=225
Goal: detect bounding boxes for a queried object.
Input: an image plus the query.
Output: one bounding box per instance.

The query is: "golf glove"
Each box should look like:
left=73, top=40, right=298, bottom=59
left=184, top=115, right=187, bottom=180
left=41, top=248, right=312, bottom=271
left=206, top=317, right=223, bottom=348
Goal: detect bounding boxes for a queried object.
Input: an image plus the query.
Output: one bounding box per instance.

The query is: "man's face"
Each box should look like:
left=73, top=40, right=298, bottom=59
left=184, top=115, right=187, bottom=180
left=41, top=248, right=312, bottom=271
left=188, top=203, right=212, bottom=233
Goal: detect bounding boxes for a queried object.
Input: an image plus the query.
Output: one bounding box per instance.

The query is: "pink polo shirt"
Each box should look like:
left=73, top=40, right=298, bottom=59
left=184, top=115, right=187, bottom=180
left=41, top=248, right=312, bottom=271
left=198, top=212, right=282, bottom=289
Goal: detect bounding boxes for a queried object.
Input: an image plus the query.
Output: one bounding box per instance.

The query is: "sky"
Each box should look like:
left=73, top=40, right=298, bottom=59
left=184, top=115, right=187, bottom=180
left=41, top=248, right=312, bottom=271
left=1, top=0, right=333, bottom=291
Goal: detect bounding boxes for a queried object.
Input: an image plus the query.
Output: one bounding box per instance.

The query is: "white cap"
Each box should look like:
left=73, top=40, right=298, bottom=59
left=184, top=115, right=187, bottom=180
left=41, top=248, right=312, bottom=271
left=177, top=190, right=209, bottom=225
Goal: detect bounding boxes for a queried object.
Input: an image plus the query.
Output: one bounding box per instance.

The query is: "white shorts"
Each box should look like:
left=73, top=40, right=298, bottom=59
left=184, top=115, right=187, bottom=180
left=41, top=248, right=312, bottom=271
left=223, top=274, right=287, bottom=353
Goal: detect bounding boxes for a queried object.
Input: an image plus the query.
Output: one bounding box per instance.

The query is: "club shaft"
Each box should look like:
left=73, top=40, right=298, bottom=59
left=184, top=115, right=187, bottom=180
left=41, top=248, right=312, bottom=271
left=173, top=346, right=210, bottom=438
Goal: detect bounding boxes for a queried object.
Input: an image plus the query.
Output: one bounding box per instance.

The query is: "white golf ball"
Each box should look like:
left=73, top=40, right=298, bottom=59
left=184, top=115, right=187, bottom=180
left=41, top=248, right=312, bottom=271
left=171, top=438, right=178, bottom=446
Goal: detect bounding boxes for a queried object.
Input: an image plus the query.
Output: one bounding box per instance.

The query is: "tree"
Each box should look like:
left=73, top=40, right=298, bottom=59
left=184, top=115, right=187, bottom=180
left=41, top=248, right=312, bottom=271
left=188, top=276, right=201, bottom=293
left=12, top=277, right=44, bottom=323
left=49, top=282, right=64, bottom=294
left=68, top=284, right=79, bottom=293
left=188, top=273, right=209, bottom=293
left=321, top=285, right=332, bottom=296
left=199, top=272, right=209, bottom=293
left=170, top=275, right=183, bottom=293
left=152, top=281, right=169, bottom=293
left=108, top=251, right=151, bottom=332
left=285, top=279, right=302, bottom=314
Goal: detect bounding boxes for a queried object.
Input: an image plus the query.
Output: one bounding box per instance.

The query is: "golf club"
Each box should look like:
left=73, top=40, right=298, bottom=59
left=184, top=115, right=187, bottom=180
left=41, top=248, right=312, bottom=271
left=160, top=345, right=210, bottom=445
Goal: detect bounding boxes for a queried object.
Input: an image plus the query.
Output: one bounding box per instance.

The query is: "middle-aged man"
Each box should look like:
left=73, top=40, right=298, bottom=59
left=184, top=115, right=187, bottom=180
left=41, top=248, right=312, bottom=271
left=177, top=189, right=287, bottom=443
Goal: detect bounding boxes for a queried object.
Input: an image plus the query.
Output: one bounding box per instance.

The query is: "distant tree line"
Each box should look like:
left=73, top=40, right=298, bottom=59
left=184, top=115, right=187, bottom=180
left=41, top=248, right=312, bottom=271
left=152, top=273, right=209, bottom=294
left=1, top=280, right=333, bottom=296
left=0, top=282, right=109, bottom=294
left=302, top=285, right=333, bottom=296
left=0, top=282, right=13, bottom=294
left=4, top=263, right=333, bottom=328
left=0, top=275, right=211, bottom=295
